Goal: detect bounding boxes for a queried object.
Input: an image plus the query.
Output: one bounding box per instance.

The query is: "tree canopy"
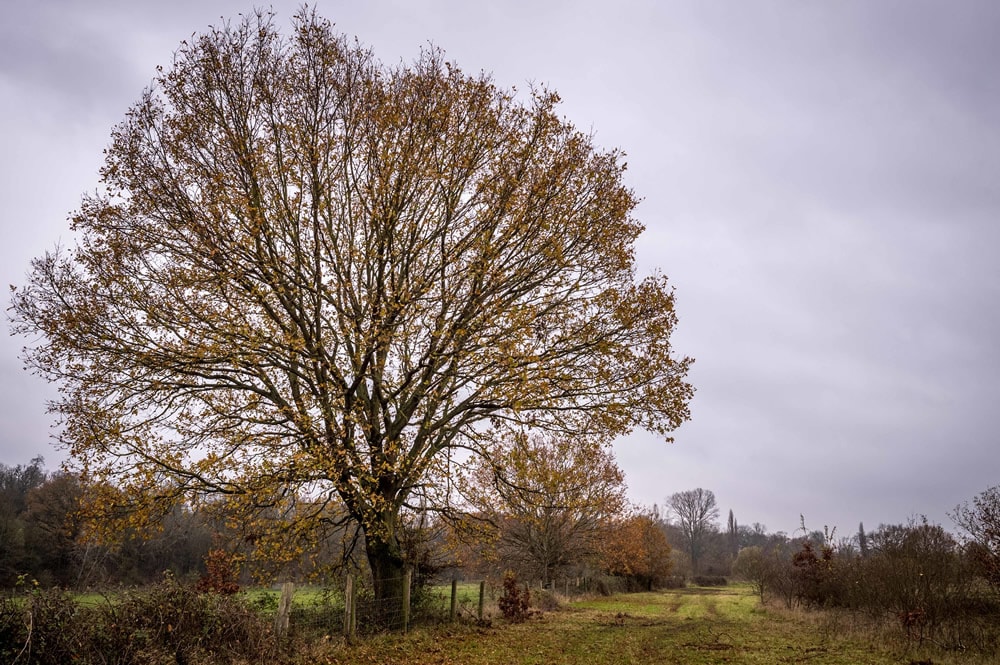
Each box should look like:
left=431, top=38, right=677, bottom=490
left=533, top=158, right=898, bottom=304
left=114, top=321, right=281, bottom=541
left=10, top=8, right=693, bottom=602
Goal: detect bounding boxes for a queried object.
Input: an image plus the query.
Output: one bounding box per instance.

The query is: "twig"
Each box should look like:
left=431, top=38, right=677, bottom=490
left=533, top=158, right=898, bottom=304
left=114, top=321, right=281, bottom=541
left=13, top=602, right=33, bottom=664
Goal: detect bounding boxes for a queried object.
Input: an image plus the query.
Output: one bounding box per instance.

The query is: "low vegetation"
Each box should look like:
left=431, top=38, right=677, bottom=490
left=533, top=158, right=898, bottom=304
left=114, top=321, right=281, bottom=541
left=4, top=582, right=998, bottom=664
left=5, top=457, right=1000, bottom=662
left=1, top=576, right=274, bottom=665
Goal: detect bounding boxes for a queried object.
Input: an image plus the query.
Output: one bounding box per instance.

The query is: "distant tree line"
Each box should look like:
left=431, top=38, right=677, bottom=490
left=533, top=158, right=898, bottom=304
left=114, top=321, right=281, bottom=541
left=0, top=449, right=677, bottom=594
left=0, top=458, right=216, bottom=588
left=5, top=449, right=997, bottom=647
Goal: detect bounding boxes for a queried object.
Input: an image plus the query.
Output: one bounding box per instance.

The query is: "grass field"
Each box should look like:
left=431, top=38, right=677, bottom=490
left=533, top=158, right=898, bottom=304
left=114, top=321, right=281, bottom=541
left=8, top=582, right=994, bottom=663
left=242, top=584, right=335, bottom=608
left=296, top=585, right=993, bottom=665
left=62, top=580, right=477, bottom=614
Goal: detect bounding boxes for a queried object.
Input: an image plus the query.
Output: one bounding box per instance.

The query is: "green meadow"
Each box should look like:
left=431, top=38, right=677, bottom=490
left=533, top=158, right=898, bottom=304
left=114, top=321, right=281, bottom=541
left=297, top=585, right=992, bottom=665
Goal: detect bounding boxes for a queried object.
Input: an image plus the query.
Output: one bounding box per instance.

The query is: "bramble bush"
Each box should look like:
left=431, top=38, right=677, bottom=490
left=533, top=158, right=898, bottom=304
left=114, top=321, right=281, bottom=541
left=0, top=574, right=276, bottom=664
left=0, top=586, right=87, bottom=665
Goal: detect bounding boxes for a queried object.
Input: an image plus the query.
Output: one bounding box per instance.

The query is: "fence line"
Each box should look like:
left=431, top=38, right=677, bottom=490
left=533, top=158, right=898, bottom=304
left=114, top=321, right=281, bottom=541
left=274, top=574, right=495, bottom=641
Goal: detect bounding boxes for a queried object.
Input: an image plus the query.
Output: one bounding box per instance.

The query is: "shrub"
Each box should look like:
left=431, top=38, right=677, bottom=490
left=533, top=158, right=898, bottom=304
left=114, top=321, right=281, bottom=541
left=847, top=521, right=970, bottom=642
left=952, top=486, right=1000, bottom=593
left=661, top=575, right=686, bottom=589
left=0, top=588, right=88, bottom=665
left=195, top=548, right=242, bottom=595
left=532, top=588, right=561, bottom=612
left=804, top=518, right=1000, bottom=653
left=791, top=541, right=839, bottom=606
left=0, top=575, right=276, bottom=664
left=0, top=597, right=20, bottom=663
left=93, top=575, right=273, bottom=662
left=733, top=546, right=769, bottom=600
left=692, top=575, right=727, bottom=586
left=497, top=571, right=530, bottom=622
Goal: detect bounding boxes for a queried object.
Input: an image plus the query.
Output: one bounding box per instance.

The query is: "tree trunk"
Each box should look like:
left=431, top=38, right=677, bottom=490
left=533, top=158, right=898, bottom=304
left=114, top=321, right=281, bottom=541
left=364, top=521, right=407, bottom=629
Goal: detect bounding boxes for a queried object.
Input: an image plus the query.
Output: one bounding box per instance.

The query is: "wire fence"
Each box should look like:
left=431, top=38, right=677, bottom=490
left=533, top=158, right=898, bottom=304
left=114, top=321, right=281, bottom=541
left=274, top=575, right=496, bottom=640
left=285, top=590, right=344, bottom=638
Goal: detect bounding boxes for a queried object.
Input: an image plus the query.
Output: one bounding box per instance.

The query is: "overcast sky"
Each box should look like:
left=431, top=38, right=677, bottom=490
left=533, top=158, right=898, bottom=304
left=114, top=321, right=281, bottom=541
left=1, top=0, right=998, bottom=538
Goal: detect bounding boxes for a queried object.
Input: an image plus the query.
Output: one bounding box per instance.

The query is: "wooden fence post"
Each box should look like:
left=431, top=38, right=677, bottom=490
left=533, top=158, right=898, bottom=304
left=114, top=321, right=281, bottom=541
left=343, top=576, right=354, bottom=640
left=402, top=569, right=411, bottom=633
left=449, top=578, right=458, bottom=622
left=478, top=580, right=485, bottom=622
left=274, top=582, right=294, bottom=640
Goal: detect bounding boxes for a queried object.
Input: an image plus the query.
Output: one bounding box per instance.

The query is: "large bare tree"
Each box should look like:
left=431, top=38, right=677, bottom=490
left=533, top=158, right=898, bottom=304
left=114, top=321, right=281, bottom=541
left=668, top=488, right=719, bottom=576
left=10, top=9, right=693, bottom=605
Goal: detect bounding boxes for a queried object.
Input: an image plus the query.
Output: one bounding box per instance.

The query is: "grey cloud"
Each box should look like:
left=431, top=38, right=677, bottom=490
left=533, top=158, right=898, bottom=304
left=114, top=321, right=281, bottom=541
left=1, top=0, right=998, bottom=539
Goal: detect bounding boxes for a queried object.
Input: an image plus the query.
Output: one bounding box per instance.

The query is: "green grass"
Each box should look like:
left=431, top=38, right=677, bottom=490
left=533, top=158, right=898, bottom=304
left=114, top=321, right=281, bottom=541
left=294, top=584, right=994, bottom=665
left=61, top=584, right=337, bottom=613
left=425, top=581, right=484, bottom=602
left=244, top=581, right=481, bottom=611
left=240, top=584, right=338, bottom=612
left=71, top=591, right=111, bottom=607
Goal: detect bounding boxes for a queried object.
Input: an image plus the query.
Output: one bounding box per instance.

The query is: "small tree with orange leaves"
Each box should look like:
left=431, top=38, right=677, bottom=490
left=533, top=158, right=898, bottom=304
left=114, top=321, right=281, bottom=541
left=601, top=509, right=673, bottom=591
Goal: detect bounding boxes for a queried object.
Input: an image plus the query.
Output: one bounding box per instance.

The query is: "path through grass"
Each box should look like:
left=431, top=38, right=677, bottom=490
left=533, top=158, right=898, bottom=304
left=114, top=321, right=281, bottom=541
left=303, top=585, right=988, bottom=665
